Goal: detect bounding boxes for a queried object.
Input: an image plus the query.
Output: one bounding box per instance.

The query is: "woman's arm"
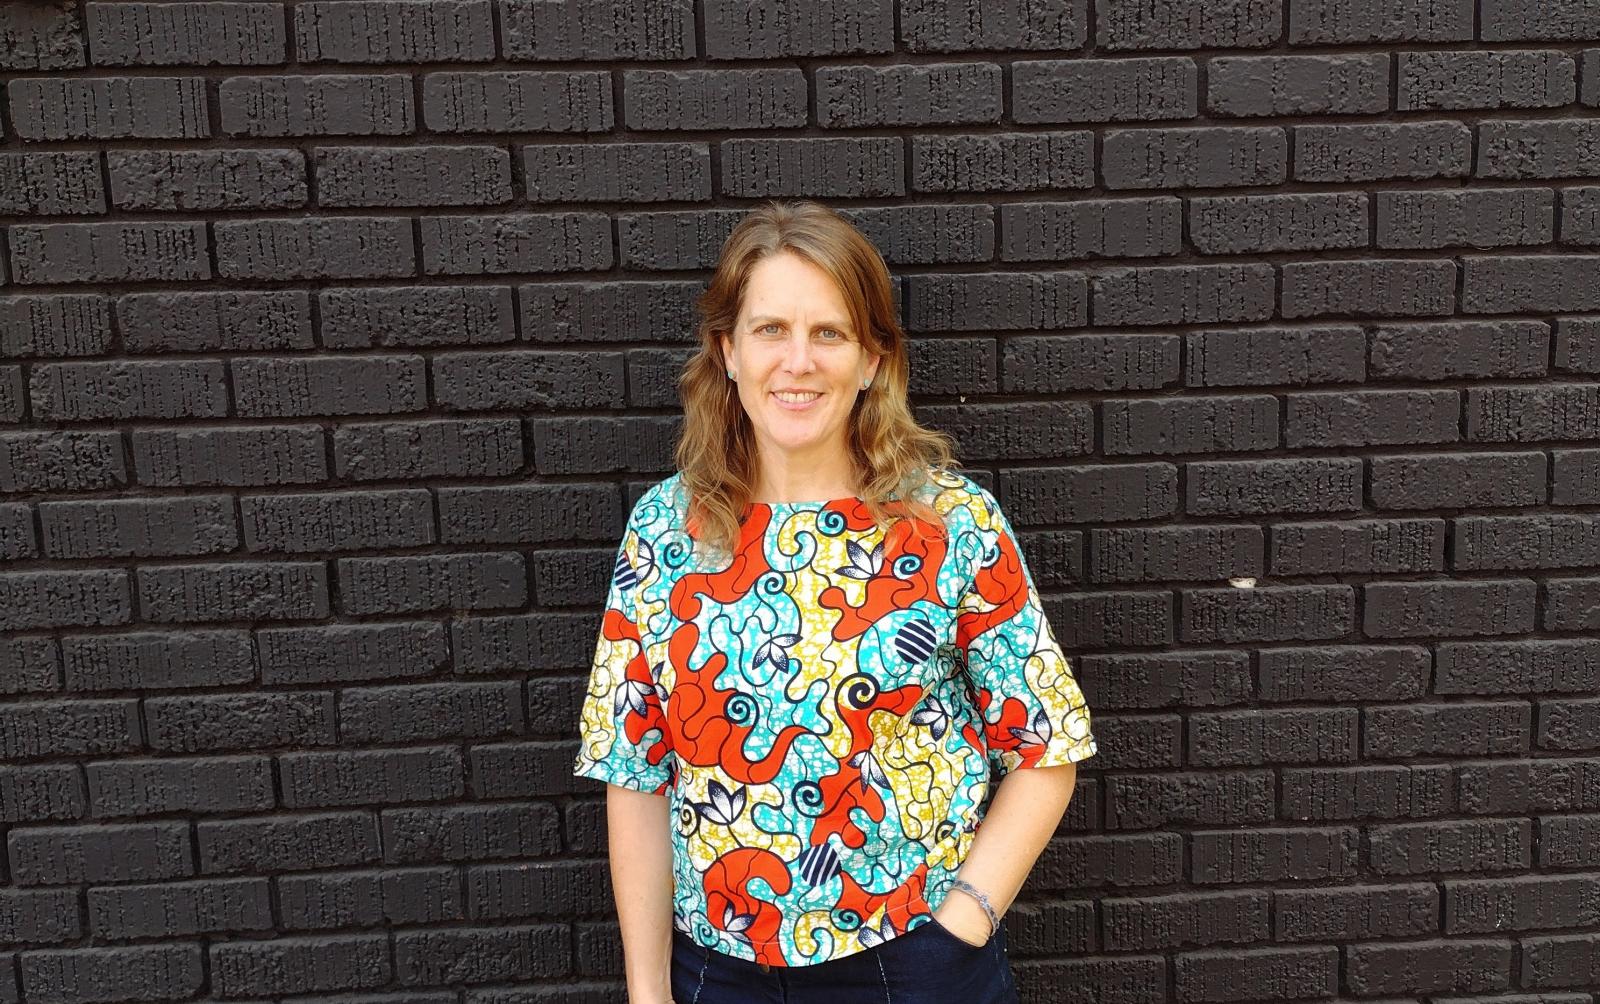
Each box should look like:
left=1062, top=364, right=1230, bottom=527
left=607, top=784, right=677, bottom=1004
left=932, top=761, right=1079, bottom=946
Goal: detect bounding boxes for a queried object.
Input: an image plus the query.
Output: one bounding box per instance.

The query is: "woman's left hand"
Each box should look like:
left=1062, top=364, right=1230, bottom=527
left=932, top=894, right=992, bottom=948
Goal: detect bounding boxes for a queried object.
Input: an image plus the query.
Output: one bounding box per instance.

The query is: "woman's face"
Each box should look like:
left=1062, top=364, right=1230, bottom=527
left=720, top=251, right=882, bottom=469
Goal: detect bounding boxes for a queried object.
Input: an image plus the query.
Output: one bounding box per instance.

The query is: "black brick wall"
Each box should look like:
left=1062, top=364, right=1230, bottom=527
left=2, top=1, right=1599, bottom=1002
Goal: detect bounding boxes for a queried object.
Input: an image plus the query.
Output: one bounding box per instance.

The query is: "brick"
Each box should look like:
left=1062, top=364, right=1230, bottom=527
left=1347, top=940, right=1513, bottom=996
left=118, top=291, right=312, bottom=353
left=1437, top=639, right=1600, bottom=695
left=1367, top=701, right=1532, bottom=758
left=0, top=700, right=139, bottom=760
left=131, top=425, right=326, bottom=488
left=452, top=611, right=596, bottom=673
left=30, top=360, right=227, bottom=422
left=1379, top=188, right=1554, bottom=249
left=232, top=355, right=425, bottom=417
left=1284, top=764, right=1455, bottom=821
left=1013, top=57, right=1196, bottom=123
left=220, top=74, right=414, bottom=136
left=38, top=496, right=234, bottom=560
left=240, top=489, right=432, bottom=553
left=1400, top=50, right=1576, bottom=110
left=1093, top=264, right=1274, bottom=326
left=1103, top=126, right=1286, bottom=189
left=499, top=0, right=695, bottom=60
left=1276, top=883, right=1438, bottom=942
left=1372, top=453, right=1545, bottom=510
left=1586, top=50, right=1600, bottom=106
left=1189, top=708, right=1357, bottom=766
left=1482, top=0, right=1600, bottom=40
left=0, top=571, right=130, bottom=631
left=1446, top=875, right=1600, bottom=934
left=337, top=554, right=525, bottom=615
left=1033, top=835, right=1179, bottom=892
left=521, top=281, right=700, bottom=344
left=1105, top=770, right=1274, bottom=829
left=1191, top=827, right=1358, bottom=883
left=393, top=925, right=566, bottom=984
left=1288, top=0, right=1472, bottom=42
left=278, top=866, right=461, bottom=928
left=911, top=132, right=1092, bottom=193
left=1189, top=193, right=1367, bottom=254
left=704, top=0, right=890, bottom=57
left=1208, top=54, right=1388, bottom=116
left=88, top=756, right=273, bottom=816
left=438, top=484, right=617, bottom=545
left=1102, top=394, right=1275, bottom=456
left=1522, top=934, right=1600, bottom=989
left=628, top=347, right=699, bottom=405
left=1539, top=698, right=1600, bottom=750
left=1563, top=187, right=1600, bottom=244
left=340, top=682, right=524, bottom=742
left=613, top=209, right=741, bottom=270
left=1004, top=333, right=1179, bottom=394
left=314, top=145, right=510, bottom=208
left=1458, top=758, right=1600, bottom=814
left=903, top=0, right=1088, bottom=52
left=1102, top=891, right=1267, bottom=951
left=1285, top=388, right=1460, bottom=447
left=86, top=2, right=284, bottom=65
left=216, top=217, right=414, bottom=280
left=0, top=765, right=86, bottom=823
left=279, top=747, right=463, bottom=808
left=1464, top=255, right=1600, bottom=314
left=433, top=350, right=621, bottom=411
left=9, top=77, right=208, bottom=140
left=1099, top=0, right=1282, bottom=50
left=1297, top=122, right=1472, bottom=182
left=1542, top=815, right=1600, bottom=868
left=0, top=502, right=37, bottom=560
left=9, top=821, right=189, bottom=885
left=1254, top=645, right=1433, bottom=703
left=0, top=636, right=56, bottom=694
left=1546, top=581, right=1600, bottom=633
left=1371, top=319, right=1549, bottom=380
left=1186, top=325, right=1365, bottom=387
left=295, top=1, right=491, bottom=62
left=524, top=142, right=709, bottom=203
left=136, top=561, right=328, bottom=623
left=88, top=877, right=272, bottom=939
left=60, top=630, right=254, bottom=692
left=332, top=418, right=522, bottom=481
left=209, top=933, right=390, bottom=997
left=1269, top=518, right=1442, bottom=576
left=1002, top=463, right=1179, bottom=526
left=529, top=415, right=680, bottom=474
left=1370, top=818, right=1532, bottom=875
left=1089, top=714, right=1182, bottom=770
left=1186, top=457, right=1362, bottom=516
left=197, top=813, right=378, bottom=874
left=1481, top=120, right=1600, bottom=179
left=1175, top=947, right=1337, bottom=1003
left=1001, top=199, right=1181, bottom=262
left=1086, top=525, right=1257, bottom=584
left=0, top=888, right=80, bottom=945
left=0, top=153, right=105, bottom=216
left=1063, top=651, right=1251, bottom=711
left=816, top=63, right=1001, bottom=127
left=20, top=945, right=203, bottom=1003
left=424, top=71, right=611, bottom=133
left=1553, top=449, right=1600, bottom=503
left=0, top=3, right=85, bottom=69
left=1465, top=384, right=1600, bottom=440
left=1368, top=579, right=1537, bottom=637
left=849, top=205, right=999, bottom=265
left=321, top=287, right=514, bottom=348
left=622, top=68, right=805, bottom=130
left=10, top=223, right=208, bottom=285
left=103, top=149, right=302, bottom=212
left=1282, top=259, right=1456, bottom=318
left=0, top=368, right=23, bottom=422
left=420, top=213, right=610, bottom=275
left=0, top=296, right=112, bottom=358
left=721, top=137, right=902, bottom=198
left=257, top=622, right=448, bottom=685
left=144, top=692, right=335, bottom=753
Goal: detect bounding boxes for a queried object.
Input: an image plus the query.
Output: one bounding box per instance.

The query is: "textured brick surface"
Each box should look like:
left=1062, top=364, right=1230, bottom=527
left=2, top=7, right=1597, bottom=1004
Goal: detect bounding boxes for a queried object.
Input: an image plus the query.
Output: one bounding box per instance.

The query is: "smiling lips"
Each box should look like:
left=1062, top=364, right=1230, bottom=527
left=773, top=390, right=823, bottom=409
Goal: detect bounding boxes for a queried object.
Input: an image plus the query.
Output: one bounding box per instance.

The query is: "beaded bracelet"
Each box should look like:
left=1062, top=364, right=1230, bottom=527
left=949, top=878, right=1001, bottom=940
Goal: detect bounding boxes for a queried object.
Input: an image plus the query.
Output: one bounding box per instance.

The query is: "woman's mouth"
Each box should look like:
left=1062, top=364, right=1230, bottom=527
left=772, top=391, right=823, bottom=410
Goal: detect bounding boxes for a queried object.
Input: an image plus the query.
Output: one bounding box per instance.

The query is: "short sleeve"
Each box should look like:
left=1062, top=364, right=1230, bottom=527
left=572, top=508, right=675, bottom=795
left=955, top=490, right=1096, bottom=776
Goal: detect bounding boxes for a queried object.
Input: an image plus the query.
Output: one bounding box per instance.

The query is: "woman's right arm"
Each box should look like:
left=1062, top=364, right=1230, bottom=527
left=607, top=783, right=677, bottom=1004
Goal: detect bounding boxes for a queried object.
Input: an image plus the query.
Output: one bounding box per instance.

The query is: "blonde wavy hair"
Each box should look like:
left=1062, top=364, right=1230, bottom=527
left=675, top=200, right=960, bottom=559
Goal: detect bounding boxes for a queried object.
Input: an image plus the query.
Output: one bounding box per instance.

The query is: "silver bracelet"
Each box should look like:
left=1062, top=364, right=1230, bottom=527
left=948, top=878, right=1001, bottom=940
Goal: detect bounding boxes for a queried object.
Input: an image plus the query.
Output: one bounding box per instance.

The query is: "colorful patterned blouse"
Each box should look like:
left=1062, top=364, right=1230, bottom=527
left=572, top=467, right=1097, bottom=968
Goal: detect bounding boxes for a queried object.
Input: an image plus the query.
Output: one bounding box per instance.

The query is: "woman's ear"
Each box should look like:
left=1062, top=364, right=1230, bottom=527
left=719, top=332, right=734, bottom=371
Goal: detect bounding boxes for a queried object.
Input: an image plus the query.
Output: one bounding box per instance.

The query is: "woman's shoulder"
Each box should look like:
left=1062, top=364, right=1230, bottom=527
left=918, top=465, right=1003, bottom=530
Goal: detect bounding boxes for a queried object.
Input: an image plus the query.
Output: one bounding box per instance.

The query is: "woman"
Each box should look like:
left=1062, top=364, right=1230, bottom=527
left=573, top=200, right=1097, bottom=1004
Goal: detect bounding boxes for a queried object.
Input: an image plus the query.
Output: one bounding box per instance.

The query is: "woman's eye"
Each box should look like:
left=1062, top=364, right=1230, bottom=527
left=820, top=329, right=842, bottom=340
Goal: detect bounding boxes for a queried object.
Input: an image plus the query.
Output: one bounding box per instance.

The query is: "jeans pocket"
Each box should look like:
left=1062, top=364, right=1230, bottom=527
left=928, top=914, right=989, bottom=951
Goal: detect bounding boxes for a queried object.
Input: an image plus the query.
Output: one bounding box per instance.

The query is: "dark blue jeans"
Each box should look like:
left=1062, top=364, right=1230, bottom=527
left=670, top=917, right=1019, bottom=1003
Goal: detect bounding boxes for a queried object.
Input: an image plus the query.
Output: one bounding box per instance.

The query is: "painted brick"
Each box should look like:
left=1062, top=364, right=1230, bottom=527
left=1481, top=0, right=1600, bottom=41
left=1103, top=126, right=1287, bottom=189
left=1098, top=0, right=1283, bottom=50
left=1207, top=54, right=1389, bottom=116
left=523, top=142, right=710, bottom=203
left=1093, top=264, right=1275, bottom=326
left=239, top=489, right=434, bottom=553
left=1479, top=120, right=1600, bottom=179
left=1287, top=0, right=1472, bottom=43
left=0, top=3, right=86, bottom=69
left=232, top=355, right=424, bottom=418
left=294, top=1, right=493, bottom=62
left=136, top=562, right=329, bottom=623
left=215, top=217, right=414, bottom=280
left=520, top=281, right=701, bottom=344
left=29, top=360, right=227, bottom=422
left=86, top=2, right=285, bottom=65
left=219, top=74, right=414, bottom=137
left=107, top=149, right=306, bottom=211
left=721, top=137, right=903, bottom=198
left=0, top=432, right=127, bottom=494
left=703, top=0, right=892, bottom=57
left=622, top=69, right=806, bottom=130
left=0, top=297, right=113, bottom=358
left=320, top=287, right=516, bottom=348
left=1000, top=198, right=1181, bottom=261
left=911, top=132, right=1092, bottom=192
left=499, top=0, right=695, bottom=60
left=1188, top=193, right=1368, bottom=254
left=903, top=0, right=1088, bottom=52
left=131, top=425, right=328, bottom=488
left=257, top=622, right=448, bottom=684
left=332, top=418, right=523, bottom=481
left=0, top=153, right=106, bottom=216
left=1013, top=58, right=1197, bottom=123
left=1296, top=122, right=1472, bottom=182
left=1399, top=50, right=1576, bottom=110
left=424, top=71, right=612, bottom=133
left=313, top=145, right=511, bottom=208
left=9, top=77, right=209, bottom=140
left=39, top=496, right=236, bottom=559
left=9, top=223, right=209, bottom=285
left=419, top=213, right=611, bottom=275
left=117, top=291, right=313, bottom=353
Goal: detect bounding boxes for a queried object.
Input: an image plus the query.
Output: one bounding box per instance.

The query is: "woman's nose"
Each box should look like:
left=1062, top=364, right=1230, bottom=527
left=782, top=332, right=816, bottom=370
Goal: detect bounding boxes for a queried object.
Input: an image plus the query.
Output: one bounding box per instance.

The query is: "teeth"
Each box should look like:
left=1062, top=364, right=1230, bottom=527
left=775, top=392, right=821, bottom=403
